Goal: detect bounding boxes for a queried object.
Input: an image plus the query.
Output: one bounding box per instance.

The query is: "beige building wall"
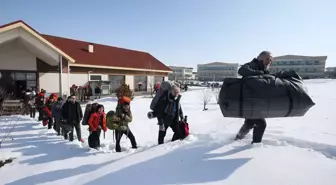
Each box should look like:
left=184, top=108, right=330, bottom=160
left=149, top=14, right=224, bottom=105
left=40, top=73, right=69, bottom=96
left=0, top=40, right=36, bottom=71
left=125, top=75, right=134, bottom=90
left=70, top=73, right=87, bottom=87
left=62, top=73, right=69, bottom=96
left=147, top=75, right=154, bottom=92
left=39, top=72, right=59, bottom=93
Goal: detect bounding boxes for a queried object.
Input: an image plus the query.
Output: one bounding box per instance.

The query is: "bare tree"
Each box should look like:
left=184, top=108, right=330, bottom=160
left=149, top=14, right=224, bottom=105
left=201, top=89, right=212, bottom=111
left=214, top=87, right=220, bottom=104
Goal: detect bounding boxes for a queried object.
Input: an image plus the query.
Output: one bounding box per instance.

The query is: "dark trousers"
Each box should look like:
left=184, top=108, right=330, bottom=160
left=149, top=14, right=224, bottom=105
left=54, top=117, right=61, bottom=135
left=37, top=107, right=43, bottom=121
left=115, top=129, right=137, bottom=152
left=158, top=122, right=183, bottom=145
left=67, top=121, right=82, bottom=141
left=29, top=106, right=36, bottom=118
left=89, top=129, right=101, bottom=149
left=236, top=119, right=267, bottom=143
left=96, top=93, right=101, bottom=99
left=47, top=117, right=53, bottom=129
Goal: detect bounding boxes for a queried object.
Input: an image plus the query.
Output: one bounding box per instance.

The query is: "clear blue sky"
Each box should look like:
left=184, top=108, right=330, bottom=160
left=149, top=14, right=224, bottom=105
left=1, top=0, right=335, bottom=70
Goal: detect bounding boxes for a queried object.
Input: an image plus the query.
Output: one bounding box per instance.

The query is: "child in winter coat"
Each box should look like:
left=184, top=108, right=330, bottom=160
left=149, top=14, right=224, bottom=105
left=42, top=97, right=54, bottom=129
left=88, top=104, right=107, bottom=149
left=111, top=98, right=137, bottom=152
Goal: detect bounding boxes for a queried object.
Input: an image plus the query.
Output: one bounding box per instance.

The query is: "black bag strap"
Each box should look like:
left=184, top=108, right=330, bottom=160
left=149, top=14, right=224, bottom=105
left=280, top=79, right=294, bottom=117
left=239, top=79, right=244, bottom=118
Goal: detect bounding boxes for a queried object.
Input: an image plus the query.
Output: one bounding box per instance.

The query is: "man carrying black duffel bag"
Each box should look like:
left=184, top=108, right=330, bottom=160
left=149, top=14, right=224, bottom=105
left=234, top=51, right=273, bottom=144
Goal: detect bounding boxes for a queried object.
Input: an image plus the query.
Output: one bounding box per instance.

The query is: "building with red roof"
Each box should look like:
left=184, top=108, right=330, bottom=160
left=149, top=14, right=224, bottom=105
left=0, top=20, right=171, bottom=98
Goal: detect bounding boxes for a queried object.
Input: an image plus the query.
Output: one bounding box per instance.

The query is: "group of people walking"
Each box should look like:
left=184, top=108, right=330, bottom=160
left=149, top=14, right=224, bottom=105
left=19, top=51, right=273, bottom=153
left=24, top=84, right=189, bottom=152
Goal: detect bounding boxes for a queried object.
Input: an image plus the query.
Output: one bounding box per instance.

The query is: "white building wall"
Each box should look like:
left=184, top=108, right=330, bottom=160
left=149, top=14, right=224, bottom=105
left=39, top=73, right=59, bottom=93
left=147, top=76, right=154, bottom=92
left=0, top=40, right=37, bottom=71
left=40, top=73, right=69, bottom=96
left=18, top=28, right=59, bottom=62
left=70, top=73, right=88, bottom=87
left=62, top=73, right=69, bottom=96
left=125, top=75, right=134, bottom=90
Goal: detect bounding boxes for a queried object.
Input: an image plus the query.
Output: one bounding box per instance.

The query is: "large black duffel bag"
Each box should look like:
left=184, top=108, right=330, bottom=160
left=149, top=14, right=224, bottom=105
left=218, top=71, right=315, bottom=119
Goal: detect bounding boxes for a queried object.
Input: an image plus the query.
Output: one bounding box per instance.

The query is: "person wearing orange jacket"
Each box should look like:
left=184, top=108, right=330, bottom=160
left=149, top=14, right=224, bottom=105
left=88, top=104, right=107, bottom=148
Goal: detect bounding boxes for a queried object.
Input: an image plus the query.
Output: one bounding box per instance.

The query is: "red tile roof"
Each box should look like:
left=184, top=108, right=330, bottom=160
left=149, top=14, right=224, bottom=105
left=42, top=34, right=171, bottom=71
left=0, top=20, right=171, bottom=72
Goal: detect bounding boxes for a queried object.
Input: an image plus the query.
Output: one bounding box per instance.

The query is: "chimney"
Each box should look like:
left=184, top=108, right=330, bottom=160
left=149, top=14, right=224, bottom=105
left=88, top=44, right=94, bottom=53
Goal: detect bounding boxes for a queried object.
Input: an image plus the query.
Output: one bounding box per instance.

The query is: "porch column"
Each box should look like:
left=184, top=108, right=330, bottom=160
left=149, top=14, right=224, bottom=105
left=59, top=55, right=63, bottom=96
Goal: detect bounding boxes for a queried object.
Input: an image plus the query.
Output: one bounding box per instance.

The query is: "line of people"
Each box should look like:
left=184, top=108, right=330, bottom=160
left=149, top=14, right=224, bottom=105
left=22, top=84, right=189, bottom=152
left=85, top=96, right=137, bottom=152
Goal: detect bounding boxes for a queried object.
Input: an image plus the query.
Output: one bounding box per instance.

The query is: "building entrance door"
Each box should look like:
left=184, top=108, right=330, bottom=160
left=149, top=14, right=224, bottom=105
left=15, top=80, right=26, bottom=99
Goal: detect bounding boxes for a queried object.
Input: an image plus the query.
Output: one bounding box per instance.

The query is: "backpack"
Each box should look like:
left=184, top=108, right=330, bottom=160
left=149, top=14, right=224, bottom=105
left=106, top=110, right=128, bottom=131
left=82, top=103, right=98, bottom=125
left=106, top=110, right=118, bottom=130
left=150, top=81, right=174, bottom=111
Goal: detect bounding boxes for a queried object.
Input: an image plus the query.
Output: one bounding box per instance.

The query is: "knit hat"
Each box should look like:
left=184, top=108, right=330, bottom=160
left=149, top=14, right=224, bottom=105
left=97, top=104, right=104, bottom=110
left=121, top=96, right=131, bottom=105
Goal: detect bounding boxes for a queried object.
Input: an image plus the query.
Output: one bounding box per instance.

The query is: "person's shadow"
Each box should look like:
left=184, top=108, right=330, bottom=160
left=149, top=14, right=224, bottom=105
left=84, top=141, right=252, bottom=185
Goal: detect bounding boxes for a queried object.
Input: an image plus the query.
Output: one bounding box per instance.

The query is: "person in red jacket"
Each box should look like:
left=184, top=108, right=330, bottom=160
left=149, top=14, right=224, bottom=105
left=88, top=104, right=107, bottom=142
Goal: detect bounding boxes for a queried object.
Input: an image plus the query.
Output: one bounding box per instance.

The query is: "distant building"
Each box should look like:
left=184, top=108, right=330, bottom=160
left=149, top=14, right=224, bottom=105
left=325, top=67, right=336, bottom=78
left=326, top=67, right=336, bottom=72
left=191, top=72, right=198, bottom=80
left=197, top=62, right=239, bottom=81
left=270, top=55, right=327, bottom=79
left=168, top=66, right=193, bottom=81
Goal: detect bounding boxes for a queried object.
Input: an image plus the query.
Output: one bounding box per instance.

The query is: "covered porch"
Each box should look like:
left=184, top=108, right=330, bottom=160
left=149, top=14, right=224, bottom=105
left=0, top=21, right=74, bottom=99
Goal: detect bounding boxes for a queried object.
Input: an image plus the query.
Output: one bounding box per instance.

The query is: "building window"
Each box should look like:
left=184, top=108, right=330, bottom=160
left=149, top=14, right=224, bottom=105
left=109, top=75, right=125, bottom=93
left=27, top=73, right=36, bottom=80
left=314, top=61, right=319, bottom=65
left=15, top=73, right=26, bottom=80
left=27, top=80, right=37, bottom=88
left=90, top=75, right=102, bottom=81
left=306, top=61, right=313, bottom=65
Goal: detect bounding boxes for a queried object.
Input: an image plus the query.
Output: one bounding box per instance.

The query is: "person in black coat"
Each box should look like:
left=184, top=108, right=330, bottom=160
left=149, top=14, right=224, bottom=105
left=155, top=85, right=184, bottom=145
left=234, top=51, right=273, bottom=144
left=61, top=95, right=84, bottom=142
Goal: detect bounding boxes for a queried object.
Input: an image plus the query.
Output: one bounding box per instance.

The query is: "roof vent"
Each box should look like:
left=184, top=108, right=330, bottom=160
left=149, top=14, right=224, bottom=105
left=88, top=44, right=94, bottom=53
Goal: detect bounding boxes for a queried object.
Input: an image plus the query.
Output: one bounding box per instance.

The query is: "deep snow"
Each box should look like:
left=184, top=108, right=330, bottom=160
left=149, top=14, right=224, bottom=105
left=1, top=80, right=336, bottom=185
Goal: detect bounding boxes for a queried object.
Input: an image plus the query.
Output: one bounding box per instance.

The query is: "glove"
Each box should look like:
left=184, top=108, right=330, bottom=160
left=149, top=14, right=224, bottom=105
left=159, top=124, right=166, bottom=131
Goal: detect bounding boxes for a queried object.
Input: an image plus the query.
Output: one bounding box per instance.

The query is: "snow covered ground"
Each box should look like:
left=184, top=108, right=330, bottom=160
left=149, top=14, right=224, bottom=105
left=1, top=79, right=336, bottom=185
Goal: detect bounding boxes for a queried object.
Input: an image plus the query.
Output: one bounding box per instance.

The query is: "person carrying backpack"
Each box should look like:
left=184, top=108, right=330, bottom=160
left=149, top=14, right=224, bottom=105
left=110, top=97, right=137, bottom=152
left=88, top=104, right=107, bottom=149
left=52, top=97, right=63, bottom=135
left=36, top=90, right=45, bottom=121
left=151, top=84, right=184, bottom=145
left=61, top=95, right=84, bottom=143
